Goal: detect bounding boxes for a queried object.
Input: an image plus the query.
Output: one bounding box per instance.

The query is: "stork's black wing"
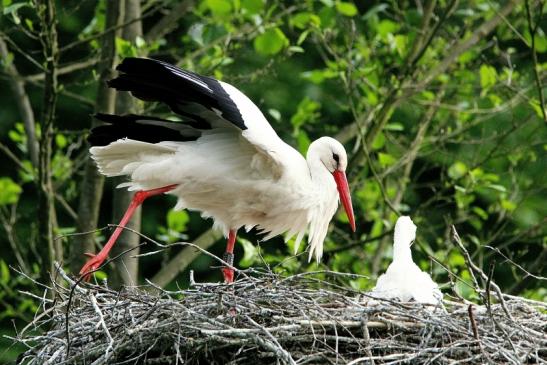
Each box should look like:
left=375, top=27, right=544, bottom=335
left=107, top=57, right=246, bottom=130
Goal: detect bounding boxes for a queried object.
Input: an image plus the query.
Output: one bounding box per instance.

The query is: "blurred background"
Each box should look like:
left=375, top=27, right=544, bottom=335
left=0, top=0, right=545, bottom=361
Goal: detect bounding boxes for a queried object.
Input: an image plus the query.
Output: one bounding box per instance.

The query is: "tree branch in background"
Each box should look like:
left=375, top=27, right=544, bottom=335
left=109, top=0, right=144, bottom=288
left=0, top=204, right=29, bottom=273
left=25, top=57, right=100, bottom=83
left=0, top=37, right=39, bottom=167
left=0, top=142, right=31, bottom=173
left=363, top=0, right=455, bottom=149
left=150, top=228, right=222, bottom=287
left=58, top=6, right=157, bottom=54
left=35, top=0, right=60, bottom=282
left=0, top=31, right=44, bottom=71
left=334, top=0, right=445, bottom=146
left=524, top=0, right=546, bottom=122
left=144, top=0, right=193, bottom=43
left=70, top=1, right=124, bottom=274
left=416, top=0, right=519, bottom=90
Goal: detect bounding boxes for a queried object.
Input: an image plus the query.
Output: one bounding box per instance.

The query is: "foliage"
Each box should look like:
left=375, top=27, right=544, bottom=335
left=0, top=0, right=546, bottom=362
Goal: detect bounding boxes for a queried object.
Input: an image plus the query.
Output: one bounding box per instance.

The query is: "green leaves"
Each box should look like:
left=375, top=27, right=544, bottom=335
left=241, top=0, right=264, bottom=14
left=290, top=97, right=320, bottom=131
left=115, top=37, right=138, bottom=58
left=239, top=238, right=259, bottom=267
left=205, top=0, right=232, bottom=18
left=378, top=152, right=396, bottom=167
left=254, top=28, right=289, bottom=56
left=0, top=260, right=9, bottom=285
left=335, top=2, right=358, bottom=17
left=167, top=210, right=189, bottom=232
left=2, top=1, right=29, bottom=24
left=479, top=64, right=497, bottom=90
left=524, top=28, right=547, bottom=53
left=290, top=12, right=321, bottom=29
left=0, top=177, right=22, bottom=206
left=448, top=161, right=468, bottom=180
left=377, top=19, right=400, bottom=38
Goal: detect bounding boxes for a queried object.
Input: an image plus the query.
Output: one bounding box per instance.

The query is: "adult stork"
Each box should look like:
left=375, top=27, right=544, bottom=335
left=80, top=57, right=356, bottom=283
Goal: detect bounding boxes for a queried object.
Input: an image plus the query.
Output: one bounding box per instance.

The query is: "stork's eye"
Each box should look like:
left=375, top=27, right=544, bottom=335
left=333, top=153, right=340, bottom=163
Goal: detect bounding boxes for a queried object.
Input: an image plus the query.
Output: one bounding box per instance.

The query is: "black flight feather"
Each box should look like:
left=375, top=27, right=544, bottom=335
left=107, top=58, right=247, bottom=130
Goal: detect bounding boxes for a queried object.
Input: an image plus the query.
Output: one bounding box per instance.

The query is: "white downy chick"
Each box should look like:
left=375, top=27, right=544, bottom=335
left=371, top=216, right=442, bottom=305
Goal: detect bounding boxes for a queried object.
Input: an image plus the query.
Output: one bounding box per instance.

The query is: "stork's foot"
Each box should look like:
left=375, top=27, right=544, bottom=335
left=222, top=252, right=235, bottom=283
left=79, top=252, right=107, bottom=281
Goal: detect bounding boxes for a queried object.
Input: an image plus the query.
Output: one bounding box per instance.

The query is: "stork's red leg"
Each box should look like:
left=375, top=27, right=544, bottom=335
left=79, top=184, right=178, bottom=280
left=221, top=230, right=237, bottom=283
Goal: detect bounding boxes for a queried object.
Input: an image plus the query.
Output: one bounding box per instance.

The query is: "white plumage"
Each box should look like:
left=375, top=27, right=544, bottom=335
left=91, top=135, right=341, bottom=262
left=79, top=58, right=355, bottom=282
left=371, top=216, right=442, bottom=305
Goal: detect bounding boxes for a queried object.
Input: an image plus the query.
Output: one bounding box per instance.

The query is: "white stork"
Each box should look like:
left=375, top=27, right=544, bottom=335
left=80, top=57, right=356, bottom=283
left=371, top=216, right=442, bottom=305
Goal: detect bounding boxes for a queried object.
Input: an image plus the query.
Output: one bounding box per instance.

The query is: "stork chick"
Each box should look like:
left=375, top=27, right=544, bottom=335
left=371, top=216, right=442, bottom=305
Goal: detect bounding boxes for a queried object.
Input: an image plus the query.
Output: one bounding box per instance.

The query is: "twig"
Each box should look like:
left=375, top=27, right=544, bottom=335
left=468, top=305, right=480, bottom=341
left=484, top=245, right=547, bottom=281
left=90, top=294, right=114, bottom=361
left=11, top=267, right=547, bottom=364
left=451, top=226, right=514, bottom=321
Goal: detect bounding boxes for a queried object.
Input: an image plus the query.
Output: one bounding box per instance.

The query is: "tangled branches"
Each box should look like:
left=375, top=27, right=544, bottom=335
left=11, top=266, right=547, bottom=365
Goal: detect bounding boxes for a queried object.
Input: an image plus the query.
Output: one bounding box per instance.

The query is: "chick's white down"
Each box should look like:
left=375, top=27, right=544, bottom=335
left=371, top=216, right=442, bottom=304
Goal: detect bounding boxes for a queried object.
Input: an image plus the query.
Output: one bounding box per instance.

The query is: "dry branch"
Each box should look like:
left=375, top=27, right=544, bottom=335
left=11, top=266, right=546, bottom=365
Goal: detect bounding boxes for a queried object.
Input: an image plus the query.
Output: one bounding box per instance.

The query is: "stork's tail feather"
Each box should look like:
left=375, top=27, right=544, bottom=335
left=88, top=113, right=200, bottom=147
left=90, top=139, right=177, bottom=177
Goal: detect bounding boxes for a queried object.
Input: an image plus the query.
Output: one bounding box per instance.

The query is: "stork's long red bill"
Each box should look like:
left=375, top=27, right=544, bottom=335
left=332, top=170, right=356, bottom=232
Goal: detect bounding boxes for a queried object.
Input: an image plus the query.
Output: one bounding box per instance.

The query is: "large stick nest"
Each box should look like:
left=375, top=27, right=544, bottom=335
left=13, top=267, right=547, bottom=364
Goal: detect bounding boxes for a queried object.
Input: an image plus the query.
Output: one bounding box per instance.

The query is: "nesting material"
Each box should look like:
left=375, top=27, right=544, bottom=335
left=12, top=268, right=546, bottom=364
left=371, top=216, right=442, bottom=304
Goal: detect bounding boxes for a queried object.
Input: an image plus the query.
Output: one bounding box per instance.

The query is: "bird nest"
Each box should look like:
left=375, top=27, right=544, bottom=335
left=12, top=266, right=547, bottom=365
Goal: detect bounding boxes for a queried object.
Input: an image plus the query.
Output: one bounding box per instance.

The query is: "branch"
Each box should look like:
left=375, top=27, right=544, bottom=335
left=0, top=36, right=39, bottom=166
left=325, top=229, right=393, bottom=254
left=144, top=0, right=194, bottom=42
left=58, top=6, right=161, bottom=54
left=24, top=57, right=99, bottom=82
left=451, top=226, right=514, bottom=321
left=416, top=0, right=519, bottom=89
left=361, top=141, right=400, bottom=215
left=0, top=142, right=31, bottom=173
left=524, top=0, right=546, bottom=122
left=35, top=0, right=60, bottom=281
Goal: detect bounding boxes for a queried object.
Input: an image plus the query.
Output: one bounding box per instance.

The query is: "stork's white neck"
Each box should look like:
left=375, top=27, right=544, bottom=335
left=392, top=216, right=417, bottom=263
left=307, top=155, right=334, bottom=187
left=303, top=139, right=341, bottom=263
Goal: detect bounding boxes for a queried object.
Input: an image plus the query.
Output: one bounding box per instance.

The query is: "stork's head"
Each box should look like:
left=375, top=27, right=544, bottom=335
left=308, top=137, right=356, bottom=232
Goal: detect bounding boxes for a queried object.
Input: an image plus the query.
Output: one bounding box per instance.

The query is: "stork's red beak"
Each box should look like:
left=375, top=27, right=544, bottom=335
left=333, top=170, right=356, bottom=232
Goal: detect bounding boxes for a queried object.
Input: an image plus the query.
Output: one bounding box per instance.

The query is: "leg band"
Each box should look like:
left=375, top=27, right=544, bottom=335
left=223, top=252, right=234, bottom=267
